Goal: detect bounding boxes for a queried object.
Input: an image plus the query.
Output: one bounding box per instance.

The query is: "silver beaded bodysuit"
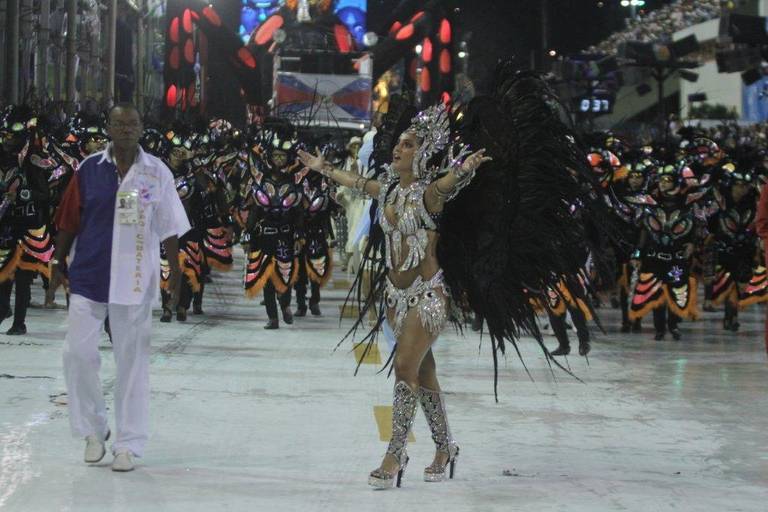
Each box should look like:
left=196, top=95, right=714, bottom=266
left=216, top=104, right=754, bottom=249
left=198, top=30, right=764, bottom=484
left=378, top=176, right=449, bottom=337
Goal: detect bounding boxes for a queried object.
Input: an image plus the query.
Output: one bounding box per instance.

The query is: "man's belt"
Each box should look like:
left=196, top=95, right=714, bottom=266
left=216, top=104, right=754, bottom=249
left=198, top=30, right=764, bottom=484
left=647, top=250, right=685, bottom=261
left=261, top=225, right=292, bottom=236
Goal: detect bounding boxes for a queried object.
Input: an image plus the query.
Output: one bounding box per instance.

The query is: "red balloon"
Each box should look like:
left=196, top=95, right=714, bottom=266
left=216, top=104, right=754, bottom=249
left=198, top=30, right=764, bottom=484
left=169, top=46, right=180, bottom=70
left=254, top=15, right=284, bottom=46
left=389, top=21, right=402, bottom=35
left=410, top=11, right=425, bottom=23
left=422, top=37, right=433, bottom=63
left=237, top=47, right=257, bottom=69
left=441, top=92, right=451, bottom=105
left=439, top=49, right=451, bottom=74
left=396, top=24, right=414, bottom=41
left=439, top=19, right=451, bottom=44
left=165, top=85, right=177, bottom=108
left=202, top=6, right=221, bottom=27
left=420, top=67, right=431, bottom=92
left=184, top=39, right=195, bottom=64
left=334, top=24, right=352, bottom=53
left=182, top=9, right=193, bottom=34
left=169, top=17, right=180, bottom=44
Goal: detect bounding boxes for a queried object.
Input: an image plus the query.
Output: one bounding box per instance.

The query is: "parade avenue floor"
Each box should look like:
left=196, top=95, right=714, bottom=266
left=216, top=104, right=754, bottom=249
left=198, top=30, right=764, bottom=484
left=1, top=256, right=767, bottom=512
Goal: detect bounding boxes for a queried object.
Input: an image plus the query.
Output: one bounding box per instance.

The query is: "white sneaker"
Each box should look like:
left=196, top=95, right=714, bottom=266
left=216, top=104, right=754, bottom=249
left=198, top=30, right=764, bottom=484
left=84, top=430, right=110, bottom=463
left=112, top=451, right=135, bottom=472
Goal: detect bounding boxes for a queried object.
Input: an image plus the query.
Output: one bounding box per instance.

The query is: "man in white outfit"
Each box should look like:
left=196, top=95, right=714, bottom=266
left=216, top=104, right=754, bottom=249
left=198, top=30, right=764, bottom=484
left=51, top=103, right=190, bottom=472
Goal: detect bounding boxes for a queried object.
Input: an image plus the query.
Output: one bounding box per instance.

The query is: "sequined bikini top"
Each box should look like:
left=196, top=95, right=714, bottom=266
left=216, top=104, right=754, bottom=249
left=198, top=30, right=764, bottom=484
left=378, top=178, right=441, bottom=272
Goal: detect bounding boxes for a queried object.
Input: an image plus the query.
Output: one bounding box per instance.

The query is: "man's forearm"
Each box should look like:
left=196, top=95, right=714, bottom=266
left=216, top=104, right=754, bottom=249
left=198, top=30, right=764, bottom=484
left=53, top=230, right=77, bottom=262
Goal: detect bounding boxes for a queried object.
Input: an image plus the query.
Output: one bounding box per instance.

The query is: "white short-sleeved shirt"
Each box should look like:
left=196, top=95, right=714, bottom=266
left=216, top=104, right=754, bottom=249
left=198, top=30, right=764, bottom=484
left=102, top=146, right=190, bottom=305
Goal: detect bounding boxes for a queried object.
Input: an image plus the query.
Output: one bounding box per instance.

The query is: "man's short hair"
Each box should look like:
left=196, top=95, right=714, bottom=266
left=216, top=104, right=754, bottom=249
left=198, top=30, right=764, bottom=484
left=108, top=102, right=141, bottom=122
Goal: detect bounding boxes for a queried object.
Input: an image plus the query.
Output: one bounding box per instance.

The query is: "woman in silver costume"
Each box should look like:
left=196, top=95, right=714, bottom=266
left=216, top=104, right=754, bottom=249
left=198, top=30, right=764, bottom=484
left=299, top=104, right=490, bottom=489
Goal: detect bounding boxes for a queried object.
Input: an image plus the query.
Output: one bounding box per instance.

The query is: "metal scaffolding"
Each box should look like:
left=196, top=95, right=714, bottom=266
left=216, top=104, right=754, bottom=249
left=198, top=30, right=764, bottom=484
left=0, top=0, right=163, bottom=109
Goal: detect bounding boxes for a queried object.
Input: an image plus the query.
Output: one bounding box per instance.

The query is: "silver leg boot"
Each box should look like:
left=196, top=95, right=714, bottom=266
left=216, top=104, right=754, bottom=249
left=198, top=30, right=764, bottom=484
left=420, top=386, right=460, bottom=482
left=368, top=381, right=418, bottom=489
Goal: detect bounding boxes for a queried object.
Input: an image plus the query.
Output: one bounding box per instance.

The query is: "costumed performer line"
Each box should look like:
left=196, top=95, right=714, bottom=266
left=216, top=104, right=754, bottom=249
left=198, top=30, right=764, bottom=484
left=51, top=103, right=190, bottom=472
left=299, top=105, right=491, bottom=489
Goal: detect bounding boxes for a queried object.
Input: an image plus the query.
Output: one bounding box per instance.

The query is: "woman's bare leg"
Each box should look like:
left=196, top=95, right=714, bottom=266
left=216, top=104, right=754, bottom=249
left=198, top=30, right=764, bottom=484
left=417, top=350, right=454, bottom=470
left=376, top=309, right=437, bottom=476
left=418, top=350, right=440, bottom=391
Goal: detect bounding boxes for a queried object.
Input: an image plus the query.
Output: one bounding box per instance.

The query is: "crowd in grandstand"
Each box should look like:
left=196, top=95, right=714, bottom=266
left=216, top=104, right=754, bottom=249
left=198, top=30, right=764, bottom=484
left=586, top=0, right=724, bottom=55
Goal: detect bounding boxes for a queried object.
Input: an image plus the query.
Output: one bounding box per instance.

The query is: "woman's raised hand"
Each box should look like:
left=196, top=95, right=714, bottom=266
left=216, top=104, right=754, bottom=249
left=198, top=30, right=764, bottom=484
left=297, top=147, right=326, bottom=173
left=461, top=148, right=492, bottom=174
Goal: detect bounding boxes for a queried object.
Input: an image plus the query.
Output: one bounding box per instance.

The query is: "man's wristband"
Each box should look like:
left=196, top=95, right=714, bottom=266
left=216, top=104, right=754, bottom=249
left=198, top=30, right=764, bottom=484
left=51, top=258, right=68, bottom=273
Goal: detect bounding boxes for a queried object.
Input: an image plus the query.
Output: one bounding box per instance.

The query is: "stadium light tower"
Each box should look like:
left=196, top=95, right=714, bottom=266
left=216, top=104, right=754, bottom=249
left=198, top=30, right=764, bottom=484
left=620, top=0, right=645, bottom=20
left=620, top=34, right=701, bottom=141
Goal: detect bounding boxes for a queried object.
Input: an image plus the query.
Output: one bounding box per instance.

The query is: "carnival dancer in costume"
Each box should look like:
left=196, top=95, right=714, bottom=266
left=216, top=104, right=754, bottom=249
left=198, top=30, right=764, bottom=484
left=243, top=122, right=304, bottom=329
left=708, top=152, right=768, bottom=330
left=545, top=271, right=593, bottom=357
left=0, top=106, right=56, bottom=335
left=200, top=120, right=239, bottom=279
left=188, top=128, right=233, bottom=315
left=629, top=162, right=700, bottom=340
left=678, top=135, right=723, bottom=312
left=609, top=153, right=653, bottom=333
left=294, top=161, right=338, bottom=316
left=299, top=63, right=609, bottom=489
left=301, top=105, right=486, bottom=488
left=544, top=141, right=624, bottom=354
left=159, top=126, right=203, bottom=322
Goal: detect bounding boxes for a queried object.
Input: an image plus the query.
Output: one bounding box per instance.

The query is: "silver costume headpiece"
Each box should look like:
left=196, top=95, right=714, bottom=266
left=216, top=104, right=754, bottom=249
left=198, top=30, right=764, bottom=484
left=408, top=103, right=451, bottom=179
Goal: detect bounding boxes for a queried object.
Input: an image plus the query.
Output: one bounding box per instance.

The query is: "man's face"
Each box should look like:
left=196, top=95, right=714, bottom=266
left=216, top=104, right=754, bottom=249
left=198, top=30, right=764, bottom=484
left=170, top=146, right=193, bottom=162
left=659, top=175, right=676, bottom=194
left=107, top=108, right=142, bottom=148
left=2, top=132, right=25, bottom=153
left=628, top=173, right=644, bottom=191
left=271, top=150, right=288, bottom=168
left=84, top=136, right=108, bottom=155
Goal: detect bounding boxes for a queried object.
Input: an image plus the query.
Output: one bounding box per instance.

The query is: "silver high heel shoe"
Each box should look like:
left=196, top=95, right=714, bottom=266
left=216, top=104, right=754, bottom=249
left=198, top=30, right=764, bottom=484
left=420, top=386, right=460, bottom=482
left=368, top=381, right=419, bottom=489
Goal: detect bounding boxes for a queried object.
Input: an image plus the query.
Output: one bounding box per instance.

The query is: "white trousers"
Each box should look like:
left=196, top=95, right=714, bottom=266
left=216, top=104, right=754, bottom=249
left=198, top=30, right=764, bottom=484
left=63, top=294, right=152, bottom=457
